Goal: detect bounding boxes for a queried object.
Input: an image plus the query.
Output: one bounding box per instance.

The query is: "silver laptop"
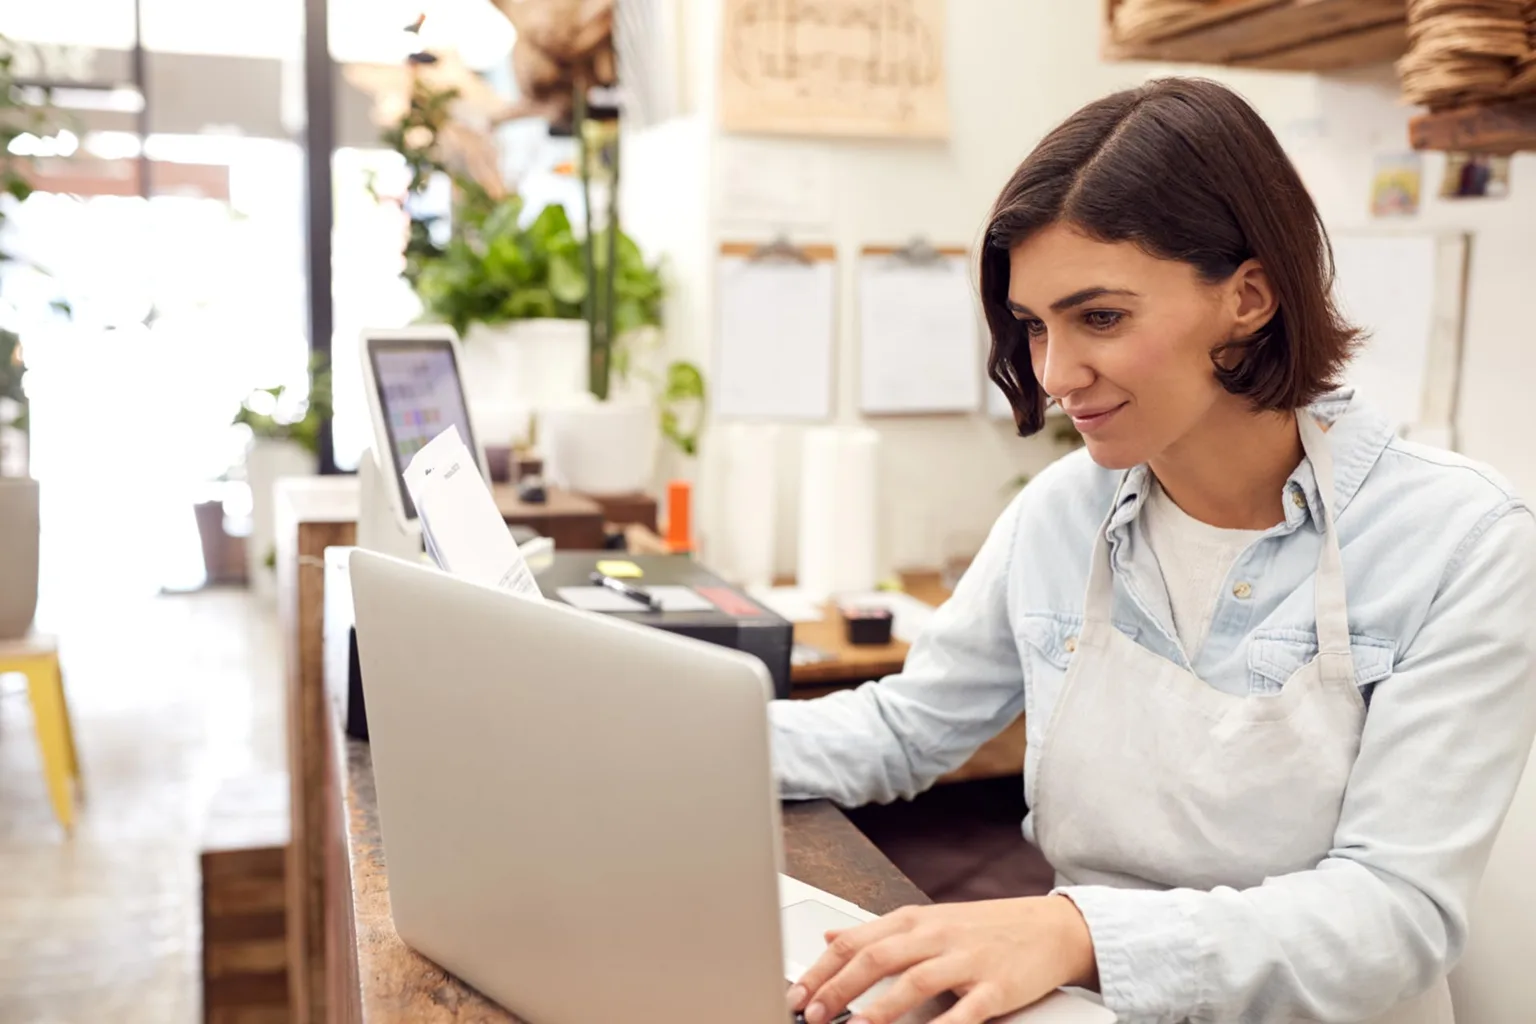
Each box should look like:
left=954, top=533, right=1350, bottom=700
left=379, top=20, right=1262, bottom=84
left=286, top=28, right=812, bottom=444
left=348, top=550, right=1112, bottom=1024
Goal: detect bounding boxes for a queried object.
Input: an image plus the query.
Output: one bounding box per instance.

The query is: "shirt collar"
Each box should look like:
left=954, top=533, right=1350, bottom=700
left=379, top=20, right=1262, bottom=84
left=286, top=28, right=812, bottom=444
left=1106, top=388, right=1394, bottom=537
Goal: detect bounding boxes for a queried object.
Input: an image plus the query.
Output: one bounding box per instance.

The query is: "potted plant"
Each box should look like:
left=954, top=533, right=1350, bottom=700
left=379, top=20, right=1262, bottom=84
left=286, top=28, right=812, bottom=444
left=412, top=192, right=597, bottom=426
left=413, top=187, right=698, bottom=494
left=0, top=40, right=66, bottom=639
left=230, top=365, right=331, bottom=600
left=0, top=326, right=37, bottom=638
left=369, top=64, right=596, bottom=438
left=526, top=26, right=707, bottom=495
left=368, top=30, right=704, bottom=495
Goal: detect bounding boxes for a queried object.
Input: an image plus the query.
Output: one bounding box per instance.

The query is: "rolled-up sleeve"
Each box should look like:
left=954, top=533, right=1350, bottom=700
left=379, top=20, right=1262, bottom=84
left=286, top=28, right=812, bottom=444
left=1057, top=504, right=1536, bottom=1024
left=769, top=494, right=1028, bottom=808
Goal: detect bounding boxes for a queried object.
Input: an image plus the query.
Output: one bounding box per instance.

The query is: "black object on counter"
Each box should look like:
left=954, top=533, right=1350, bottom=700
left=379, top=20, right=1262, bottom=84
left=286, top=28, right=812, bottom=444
left=842, top=605, right=894, bottom=646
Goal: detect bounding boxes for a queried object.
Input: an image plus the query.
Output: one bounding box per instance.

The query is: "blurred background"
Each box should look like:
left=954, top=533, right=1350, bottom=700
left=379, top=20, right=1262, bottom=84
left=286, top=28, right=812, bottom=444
left=0, top=1, right=1533, bottom=1022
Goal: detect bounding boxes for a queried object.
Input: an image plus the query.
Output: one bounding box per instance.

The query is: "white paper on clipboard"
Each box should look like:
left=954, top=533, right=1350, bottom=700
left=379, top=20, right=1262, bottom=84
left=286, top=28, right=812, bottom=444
left=713, top=253, right=836, bottom=421
left=858, top=252, right=982, bottom=415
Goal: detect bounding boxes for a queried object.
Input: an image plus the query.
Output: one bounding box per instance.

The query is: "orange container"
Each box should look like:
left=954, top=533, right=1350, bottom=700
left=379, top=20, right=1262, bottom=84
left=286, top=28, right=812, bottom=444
left=665, top=480, right=692, bottom=553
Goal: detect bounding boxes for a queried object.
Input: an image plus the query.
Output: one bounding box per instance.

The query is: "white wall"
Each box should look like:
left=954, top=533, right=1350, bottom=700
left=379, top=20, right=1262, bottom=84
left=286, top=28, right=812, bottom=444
left=624, top=2, right=1536, bottom=574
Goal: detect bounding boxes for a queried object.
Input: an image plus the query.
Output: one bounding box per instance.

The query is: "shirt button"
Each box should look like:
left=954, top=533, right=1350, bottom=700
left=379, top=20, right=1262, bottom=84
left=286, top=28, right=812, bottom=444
left=1233, top=581, right=1253, bottom=600
left=1292, top=490, right=1307, bottom=508
left=1064, top=636, right=1078, bottom=654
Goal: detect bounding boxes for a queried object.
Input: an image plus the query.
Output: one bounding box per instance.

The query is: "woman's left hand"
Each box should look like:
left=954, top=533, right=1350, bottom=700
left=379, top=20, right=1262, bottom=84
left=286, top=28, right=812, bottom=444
left=786, top=895, right=1097, bottom=1024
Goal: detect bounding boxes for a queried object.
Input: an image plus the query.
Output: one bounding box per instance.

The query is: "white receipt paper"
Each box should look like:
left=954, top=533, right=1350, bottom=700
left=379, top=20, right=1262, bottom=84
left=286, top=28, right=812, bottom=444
left=401, top=425, right=542, bottom=601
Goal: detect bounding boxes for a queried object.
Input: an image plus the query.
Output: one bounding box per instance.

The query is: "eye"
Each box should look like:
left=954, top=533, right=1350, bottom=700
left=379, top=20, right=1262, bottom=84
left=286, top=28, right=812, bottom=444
left=1083, top=310, right=1124, bottom=331
left=1016, top=317, right=1046, bottom=339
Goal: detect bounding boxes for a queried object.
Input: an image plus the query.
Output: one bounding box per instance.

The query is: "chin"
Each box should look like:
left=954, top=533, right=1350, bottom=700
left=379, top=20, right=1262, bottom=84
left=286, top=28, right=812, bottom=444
left=1081, top=436, right=1148, bottom=471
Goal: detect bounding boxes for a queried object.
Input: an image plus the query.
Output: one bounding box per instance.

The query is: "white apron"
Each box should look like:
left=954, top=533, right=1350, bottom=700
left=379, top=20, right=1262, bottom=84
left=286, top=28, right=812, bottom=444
left=1031, top=416, right=1453, bottom=1024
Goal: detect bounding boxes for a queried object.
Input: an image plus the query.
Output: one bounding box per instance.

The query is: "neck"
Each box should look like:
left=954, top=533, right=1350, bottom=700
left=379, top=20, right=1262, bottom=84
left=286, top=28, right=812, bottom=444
left=1149, top=404, right=1302, bottom=530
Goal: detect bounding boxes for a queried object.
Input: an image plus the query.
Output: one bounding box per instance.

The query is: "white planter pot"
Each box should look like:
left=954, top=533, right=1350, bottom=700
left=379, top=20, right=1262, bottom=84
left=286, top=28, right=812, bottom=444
left=540, top=397, right=659, bottom=497
left=460, top=320, right=590, bottom=448
left=0, top=476, right=40, bottom=639
left=245, top=438, right=318, bottom=602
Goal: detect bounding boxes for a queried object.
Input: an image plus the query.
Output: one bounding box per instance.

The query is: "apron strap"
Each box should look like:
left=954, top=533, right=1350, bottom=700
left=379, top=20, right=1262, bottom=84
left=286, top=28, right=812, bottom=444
left=1298, top=415, right=1356, bottom=687
left=1082, top=520, right=1117, bottom=627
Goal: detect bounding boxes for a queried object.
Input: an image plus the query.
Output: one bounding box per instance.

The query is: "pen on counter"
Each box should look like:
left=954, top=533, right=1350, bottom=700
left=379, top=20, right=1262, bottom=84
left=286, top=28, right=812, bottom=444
left=589, top=571, right=660, bottom=611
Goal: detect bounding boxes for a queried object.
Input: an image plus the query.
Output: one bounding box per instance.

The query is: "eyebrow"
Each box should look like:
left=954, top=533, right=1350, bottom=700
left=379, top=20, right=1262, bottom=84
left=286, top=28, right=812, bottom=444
left=1006, top=287, right=1141, bottom=317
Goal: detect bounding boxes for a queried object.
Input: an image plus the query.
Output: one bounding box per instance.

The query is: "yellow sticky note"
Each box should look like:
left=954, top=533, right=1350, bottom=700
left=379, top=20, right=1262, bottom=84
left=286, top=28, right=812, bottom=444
left=597, top=560, right=643, bottom=579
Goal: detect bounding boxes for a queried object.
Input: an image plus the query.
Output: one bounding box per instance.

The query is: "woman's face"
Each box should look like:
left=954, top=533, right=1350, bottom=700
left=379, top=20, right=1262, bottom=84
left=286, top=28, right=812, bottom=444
left=1007, top=222, right=1267, bottom=470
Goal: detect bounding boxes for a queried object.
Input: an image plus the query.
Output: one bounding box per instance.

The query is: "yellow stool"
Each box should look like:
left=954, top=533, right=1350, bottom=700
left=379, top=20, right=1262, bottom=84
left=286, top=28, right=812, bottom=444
left=0, top=635, right=82, bottom=834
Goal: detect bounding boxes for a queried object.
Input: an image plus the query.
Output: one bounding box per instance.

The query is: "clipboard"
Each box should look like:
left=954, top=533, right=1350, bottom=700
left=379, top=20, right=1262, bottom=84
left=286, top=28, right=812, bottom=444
left=713, top=238, right=838, bottom=421
left=857, top=240, right=982, bottom=416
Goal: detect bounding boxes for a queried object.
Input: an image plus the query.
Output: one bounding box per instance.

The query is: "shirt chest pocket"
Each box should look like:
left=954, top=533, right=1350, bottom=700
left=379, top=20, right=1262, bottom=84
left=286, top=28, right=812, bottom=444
left=1016, top=614, right=1140, bottom=676
left=1246, top=629, right=1397, bottom=697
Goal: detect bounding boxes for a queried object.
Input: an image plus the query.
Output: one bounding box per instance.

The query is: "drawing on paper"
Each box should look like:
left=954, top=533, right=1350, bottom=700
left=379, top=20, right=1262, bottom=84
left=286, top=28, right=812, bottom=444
left=719, top=0, right=949, bottom=140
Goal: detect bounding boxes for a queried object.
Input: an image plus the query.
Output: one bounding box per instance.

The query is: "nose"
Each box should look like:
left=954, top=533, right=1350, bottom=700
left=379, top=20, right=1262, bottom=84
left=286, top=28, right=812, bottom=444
left=1034, top=332, right=1095, bottom=403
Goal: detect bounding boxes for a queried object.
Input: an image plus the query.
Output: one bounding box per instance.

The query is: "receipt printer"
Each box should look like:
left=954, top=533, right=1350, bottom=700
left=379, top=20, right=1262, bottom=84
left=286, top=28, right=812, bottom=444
left=327, top=549, right=794, bottom=743
left=533, top=553, right=793, bottom=700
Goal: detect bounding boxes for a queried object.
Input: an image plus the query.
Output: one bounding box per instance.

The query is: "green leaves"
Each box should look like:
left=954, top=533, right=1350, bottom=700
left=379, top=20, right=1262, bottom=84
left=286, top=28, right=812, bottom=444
left=413, top=196, right=663, bottom=348
left=658, top=359, right=706, bottom=457
left=525, top=202, right=574, bottom=250
left=375, top=57, right=675, bottom=412
left=547, top=253, right=587, bottom=306
left=230, top=358, right=333, bottom=456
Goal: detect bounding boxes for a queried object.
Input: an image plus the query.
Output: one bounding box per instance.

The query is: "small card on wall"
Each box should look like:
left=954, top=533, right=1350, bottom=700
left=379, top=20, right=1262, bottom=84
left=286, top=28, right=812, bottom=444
left=1441, top=152, right=1512, bottom=200
left=1370, top=153, right=1423, bottom=217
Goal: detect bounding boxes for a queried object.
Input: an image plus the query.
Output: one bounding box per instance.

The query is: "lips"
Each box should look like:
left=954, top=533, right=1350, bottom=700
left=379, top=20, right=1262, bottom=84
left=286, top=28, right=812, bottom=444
left=1065, top=402, right=1126, bottom=433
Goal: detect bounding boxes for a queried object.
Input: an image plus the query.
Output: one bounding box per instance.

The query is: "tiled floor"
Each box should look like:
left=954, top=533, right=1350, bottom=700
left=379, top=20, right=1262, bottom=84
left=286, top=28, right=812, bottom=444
left=0, top=588, right=284, bottom=1024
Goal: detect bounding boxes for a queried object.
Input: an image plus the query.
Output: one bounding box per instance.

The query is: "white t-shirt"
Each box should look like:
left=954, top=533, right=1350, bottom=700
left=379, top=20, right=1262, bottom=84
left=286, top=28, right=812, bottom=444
left=1140, top=478, right=1266, bottom=660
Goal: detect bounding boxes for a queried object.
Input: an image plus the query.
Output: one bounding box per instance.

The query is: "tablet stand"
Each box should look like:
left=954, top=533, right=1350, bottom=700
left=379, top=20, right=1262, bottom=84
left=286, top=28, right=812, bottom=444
left=356, top=447, right=423, bottom=561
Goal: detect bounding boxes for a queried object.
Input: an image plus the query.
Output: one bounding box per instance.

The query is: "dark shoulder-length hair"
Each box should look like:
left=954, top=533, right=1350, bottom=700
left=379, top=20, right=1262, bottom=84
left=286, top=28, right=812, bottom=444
left=981, top=77, right=1361, bottom=436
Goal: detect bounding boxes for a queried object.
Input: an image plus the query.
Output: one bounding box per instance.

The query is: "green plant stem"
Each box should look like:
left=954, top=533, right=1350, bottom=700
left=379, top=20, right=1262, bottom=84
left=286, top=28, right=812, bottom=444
left=599, top=126, right=620, bottom=403
left=574, top=80, right=605, bottom=400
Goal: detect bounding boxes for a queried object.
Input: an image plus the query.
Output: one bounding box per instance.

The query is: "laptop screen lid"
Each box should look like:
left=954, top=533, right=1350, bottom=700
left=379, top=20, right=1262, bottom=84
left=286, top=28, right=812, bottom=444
left=348, top=549, right=787, bottom=1024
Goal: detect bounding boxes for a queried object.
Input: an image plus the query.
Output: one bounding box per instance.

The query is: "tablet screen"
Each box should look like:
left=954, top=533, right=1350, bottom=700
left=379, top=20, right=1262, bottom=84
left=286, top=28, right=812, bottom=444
left=369, top=338, right=478, bottom=521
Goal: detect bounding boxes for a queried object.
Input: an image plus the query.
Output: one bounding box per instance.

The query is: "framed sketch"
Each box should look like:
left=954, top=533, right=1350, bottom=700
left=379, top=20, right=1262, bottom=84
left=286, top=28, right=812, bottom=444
left=718, top=0, right=950, bottom=140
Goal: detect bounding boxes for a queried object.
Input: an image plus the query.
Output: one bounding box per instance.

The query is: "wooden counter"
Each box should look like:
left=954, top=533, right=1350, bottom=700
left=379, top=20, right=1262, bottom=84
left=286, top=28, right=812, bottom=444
left=331, top=737, right=927, bottom=1023
left=278, top=478, right=1025, bottom=1022
left=277, top=478, right=632, bottom=1022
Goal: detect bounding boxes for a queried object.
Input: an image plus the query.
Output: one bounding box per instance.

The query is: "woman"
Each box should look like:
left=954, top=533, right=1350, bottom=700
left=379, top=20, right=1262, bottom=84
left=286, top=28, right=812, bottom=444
left=774, top=78, right=1536, bottom=1024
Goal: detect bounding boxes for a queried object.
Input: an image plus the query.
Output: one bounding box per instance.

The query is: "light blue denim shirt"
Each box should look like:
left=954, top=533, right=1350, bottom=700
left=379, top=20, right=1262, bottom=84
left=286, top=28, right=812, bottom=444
left=770, top=390, right=1536, bottom=1023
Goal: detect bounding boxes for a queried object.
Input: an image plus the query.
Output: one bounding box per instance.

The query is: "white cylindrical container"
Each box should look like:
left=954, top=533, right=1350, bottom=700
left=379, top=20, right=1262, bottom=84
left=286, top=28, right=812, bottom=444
left=797, top=426, right=879, bottom=601
left=715, top=423, right=780, bottom=589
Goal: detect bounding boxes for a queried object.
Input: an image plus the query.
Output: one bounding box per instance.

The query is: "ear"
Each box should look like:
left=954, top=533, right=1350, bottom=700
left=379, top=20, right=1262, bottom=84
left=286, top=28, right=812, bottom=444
left=1228, top=258, right=1278, bottom=339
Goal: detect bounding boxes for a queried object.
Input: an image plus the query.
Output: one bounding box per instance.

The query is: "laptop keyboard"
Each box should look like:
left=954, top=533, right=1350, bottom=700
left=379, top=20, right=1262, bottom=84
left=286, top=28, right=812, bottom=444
left=791, top=1012, right=852, bottom=1024
left=787, top=982, right=852, bottom=1024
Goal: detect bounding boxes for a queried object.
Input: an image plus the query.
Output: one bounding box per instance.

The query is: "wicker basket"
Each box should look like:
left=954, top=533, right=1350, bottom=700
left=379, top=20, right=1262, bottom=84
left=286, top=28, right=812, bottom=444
left=1507, top=0, right=1536, bottom=95
left=1111, top=0, right=1214, bottom=42
left=1399, top=0, right=1533, bottom=108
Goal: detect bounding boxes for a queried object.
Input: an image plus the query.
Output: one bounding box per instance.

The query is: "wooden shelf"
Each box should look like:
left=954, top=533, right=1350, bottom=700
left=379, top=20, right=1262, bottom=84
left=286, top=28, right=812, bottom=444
left=1104, top=0, right=1407, bottom=72
left=1410, top=97, right=1536, bottom=155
